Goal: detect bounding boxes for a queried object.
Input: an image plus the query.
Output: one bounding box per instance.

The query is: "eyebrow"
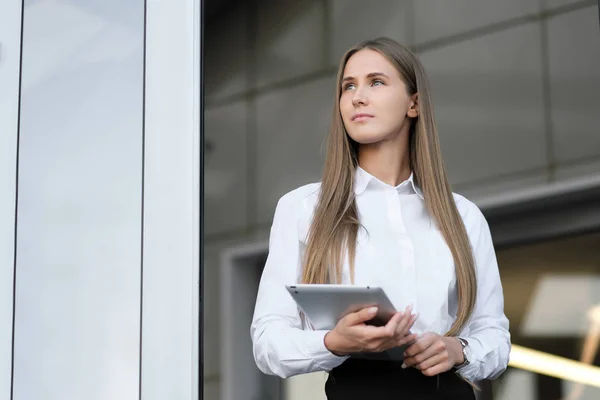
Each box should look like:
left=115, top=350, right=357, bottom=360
left=341, top=72, right=390, bottom=84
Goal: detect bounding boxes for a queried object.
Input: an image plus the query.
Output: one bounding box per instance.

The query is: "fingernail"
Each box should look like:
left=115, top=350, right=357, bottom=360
left=401, top=363, right=407, bottom=369
left=413, top=312, right=420, bottom=320
left=368, top=307, right=378, bottom=314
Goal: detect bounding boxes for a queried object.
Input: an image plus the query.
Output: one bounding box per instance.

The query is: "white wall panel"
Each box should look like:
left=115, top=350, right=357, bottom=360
left=1, top=1, right=200, bottom=399
left=12, top=1, right=145, bottom=399
left=140, top=0, right=200, bottom=399
left=0, top=1, right=22, bottom=398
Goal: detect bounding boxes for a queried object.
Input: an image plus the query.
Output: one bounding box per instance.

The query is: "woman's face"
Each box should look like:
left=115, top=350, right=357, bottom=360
left=339, top=49, right=417, bottom=145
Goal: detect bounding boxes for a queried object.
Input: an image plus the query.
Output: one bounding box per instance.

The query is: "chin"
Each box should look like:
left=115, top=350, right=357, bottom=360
left=347, top=130, right=388, bottom=145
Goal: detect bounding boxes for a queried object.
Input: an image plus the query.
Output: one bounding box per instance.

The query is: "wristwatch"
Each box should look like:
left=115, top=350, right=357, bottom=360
left=454, top=337, right=470, bottom=369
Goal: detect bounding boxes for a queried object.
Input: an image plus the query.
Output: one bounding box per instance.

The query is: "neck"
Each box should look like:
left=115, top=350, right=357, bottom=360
left=357, top=129, right=411, bottom=187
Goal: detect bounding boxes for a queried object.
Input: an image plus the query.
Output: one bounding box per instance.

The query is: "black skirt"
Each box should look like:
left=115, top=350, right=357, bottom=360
left=325, top=359, right=476, bottom=400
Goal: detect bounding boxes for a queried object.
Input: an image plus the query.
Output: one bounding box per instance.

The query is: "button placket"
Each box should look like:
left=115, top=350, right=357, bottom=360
left=389, top=189, right=417, bottom=312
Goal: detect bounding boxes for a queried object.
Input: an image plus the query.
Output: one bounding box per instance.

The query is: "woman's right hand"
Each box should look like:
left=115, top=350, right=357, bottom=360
left=324, top=305, right=419, bottom=356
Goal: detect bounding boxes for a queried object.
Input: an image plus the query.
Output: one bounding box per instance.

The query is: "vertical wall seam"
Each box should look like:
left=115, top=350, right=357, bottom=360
left=10, top=0, right=26, bottom=398
left=323, top=0, right=332, bottom=66
left=199, top=0, right=205, bottom=397
left=138, top=0, right=148, bottom=398
left=406, top=0, right=416, bottom=48
left=246, top=0, right=258, bottom=230
left=540, top=15, right=557, bottom=182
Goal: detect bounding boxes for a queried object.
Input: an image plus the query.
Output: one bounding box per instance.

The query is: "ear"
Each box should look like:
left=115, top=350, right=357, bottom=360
left=407, top=93, right=419, bottom=118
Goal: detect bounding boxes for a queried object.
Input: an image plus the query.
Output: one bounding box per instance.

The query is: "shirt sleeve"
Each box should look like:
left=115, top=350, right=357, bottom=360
left=250, top=192, right=348, bottom=379
left=455, top=205, right=511, bottom=382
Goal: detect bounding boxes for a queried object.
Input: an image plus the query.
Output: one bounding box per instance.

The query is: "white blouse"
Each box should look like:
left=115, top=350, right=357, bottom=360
left=250, top=166, right=511, bottom=382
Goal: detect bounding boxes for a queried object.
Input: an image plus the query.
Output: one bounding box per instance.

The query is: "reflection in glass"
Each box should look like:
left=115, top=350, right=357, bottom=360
left=493, top=232, right=600, bottom=400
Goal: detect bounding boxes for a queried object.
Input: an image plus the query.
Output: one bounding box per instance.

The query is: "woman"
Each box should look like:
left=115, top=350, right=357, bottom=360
left=250, top=37, right=510, bottom=399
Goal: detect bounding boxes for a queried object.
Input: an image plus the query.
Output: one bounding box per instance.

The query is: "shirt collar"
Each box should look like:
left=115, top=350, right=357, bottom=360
left=353, top=165, right=424, bottom=200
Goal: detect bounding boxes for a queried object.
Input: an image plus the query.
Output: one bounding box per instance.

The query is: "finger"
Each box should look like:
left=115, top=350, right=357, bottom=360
left=384, top=312, right=404, bottom=334
left=395, top=311, right=419, bottom=337
left=384, top=312, right=404, bottom=348
left=407, top=311, right=419, bottom=329
left=415, top=352, right=448, bottom=372
left=404, top=338, right=446, bottom=368
left=403, top=347, right=437, bottom=368
left=393, top=309, right=411, bottom=335
left=360, top=313, right=402, bottom=340
left=404, top=333, right=436, bottom=358
left=369, top=312, right=403, bottom=345
left=361, top=313, right=405, bottom=352
left=346, top=306, right=379, bottom=326
left=422, top=362, right=453, bottom=377
left=396, top=332, right=419, bottom=347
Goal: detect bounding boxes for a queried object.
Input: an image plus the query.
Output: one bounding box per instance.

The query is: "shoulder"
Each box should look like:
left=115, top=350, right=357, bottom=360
left=273, top=182, right=321, bottom=222
left=451, top=193, right=498, bottom=270
left=452, top=192, right=490, bottom=236
left=273, top=182, right=321, bottom=242
left=452, top=192, right=483, bottom=218
left=276, top=182, right=321, bottom=212
left=277, top=182, right=321, bottom=206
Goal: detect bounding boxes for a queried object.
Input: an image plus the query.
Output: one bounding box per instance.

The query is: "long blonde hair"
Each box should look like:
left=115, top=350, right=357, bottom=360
left=301, top=37, right=477, bottom=336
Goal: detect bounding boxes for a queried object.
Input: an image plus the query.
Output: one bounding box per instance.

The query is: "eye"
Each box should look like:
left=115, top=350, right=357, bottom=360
left=342, top=83, right=355, bottom=91
left=372, top=79, right=385, bottom=87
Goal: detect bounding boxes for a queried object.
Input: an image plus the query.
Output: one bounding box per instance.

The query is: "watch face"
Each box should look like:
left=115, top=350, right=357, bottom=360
left=463, top=343, right=472, bottom=363
left=457, top=337, right=470, bottom=365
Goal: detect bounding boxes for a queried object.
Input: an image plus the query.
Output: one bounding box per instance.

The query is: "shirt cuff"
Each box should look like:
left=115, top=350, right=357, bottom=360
left=454, top=337, right=480, bottom=382
left=307, top=330, right=349, bottom=371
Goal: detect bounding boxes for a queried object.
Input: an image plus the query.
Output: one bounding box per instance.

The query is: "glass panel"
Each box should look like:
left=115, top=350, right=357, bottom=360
left=0, top=0, right=22, bottom=397
left=493, top=232, right=600, bottom=400
left=12, top=1, right=145, bottom=399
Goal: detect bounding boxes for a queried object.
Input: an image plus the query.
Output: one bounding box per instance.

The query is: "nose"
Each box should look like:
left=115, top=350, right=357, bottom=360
left=352, top=86, right=368, bottom=107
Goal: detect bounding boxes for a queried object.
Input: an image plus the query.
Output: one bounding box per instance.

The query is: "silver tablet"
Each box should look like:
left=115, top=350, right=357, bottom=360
left=285, top=284, right=397, bottom=330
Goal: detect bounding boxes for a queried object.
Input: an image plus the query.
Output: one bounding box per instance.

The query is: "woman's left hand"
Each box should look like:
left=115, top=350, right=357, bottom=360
left=401, top=332, right=464, bottom=376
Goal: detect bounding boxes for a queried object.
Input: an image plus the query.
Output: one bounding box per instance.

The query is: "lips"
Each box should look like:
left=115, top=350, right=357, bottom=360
left=351, top=113, right=374, bottom=121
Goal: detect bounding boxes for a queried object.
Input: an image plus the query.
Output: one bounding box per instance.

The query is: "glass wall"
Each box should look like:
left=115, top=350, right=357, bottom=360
left=0, top=1, right=201, bottom=398
left=492, top=231, right=600, bottom=400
